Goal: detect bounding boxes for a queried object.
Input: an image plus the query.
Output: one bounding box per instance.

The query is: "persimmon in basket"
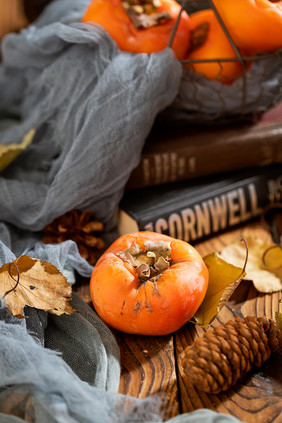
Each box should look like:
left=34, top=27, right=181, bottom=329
left=81, top=0, right=191, bottom=59
left=212, top=0, right=282, bottom=53
left=184, top=9, right=250, bottom=84
left=90, top=232, right=209, bottom=335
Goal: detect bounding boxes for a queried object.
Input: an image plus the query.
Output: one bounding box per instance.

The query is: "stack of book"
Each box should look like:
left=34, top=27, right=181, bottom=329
left=118, top=103, right=282, bottom=244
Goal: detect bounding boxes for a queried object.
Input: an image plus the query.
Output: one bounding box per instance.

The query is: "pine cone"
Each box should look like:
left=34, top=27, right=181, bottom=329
left=42, top=210, right=105, bottom=265
left=182, top=316, right=281, bottom=394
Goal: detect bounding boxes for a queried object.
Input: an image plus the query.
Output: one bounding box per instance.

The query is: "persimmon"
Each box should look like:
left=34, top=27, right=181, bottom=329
left=212, top=0, right=282, bottom=53
left=184, top=9, right=249, bottom=84
left=81, top=0, right=191, bottom=59
left=90, top=231, right=209, bottom=335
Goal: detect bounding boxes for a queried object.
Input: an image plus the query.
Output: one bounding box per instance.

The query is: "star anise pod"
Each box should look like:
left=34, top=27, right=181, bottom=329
left=42, top=210, right=105, bottom=265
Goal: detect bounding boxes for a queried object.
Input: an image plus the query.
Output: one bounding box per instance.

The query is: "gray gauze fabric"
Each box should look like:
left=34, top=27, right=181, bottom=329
left=0, top=0, right=182, bottom=234
left=0, top=1, right=244, bottom=422
left=0, top=301, right=243, bottom=423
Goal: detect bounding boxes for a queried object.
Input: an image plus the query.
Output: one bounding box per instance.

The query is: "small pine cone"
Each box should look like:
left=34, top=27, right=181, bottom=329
left=42, top=209, right=105, bottom=265
left=182, top=316, right=281, bottom=394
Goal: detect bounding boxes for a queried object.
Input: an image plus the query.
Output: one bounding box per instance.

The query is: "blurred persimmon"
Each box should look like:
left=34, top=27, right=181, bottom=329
left=212, top=0, right=282, bottom=53
left=184, top=9, right=251, bottom=84
left=81, top=0, right=191, bottom=59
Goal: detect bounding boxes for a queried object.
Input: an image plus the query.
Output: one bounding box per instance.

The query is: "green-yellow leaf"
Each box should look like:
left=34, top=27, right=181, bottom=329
left=0, top=128, right=35, bottom=172
left=192, top=253, right=246, bottom=328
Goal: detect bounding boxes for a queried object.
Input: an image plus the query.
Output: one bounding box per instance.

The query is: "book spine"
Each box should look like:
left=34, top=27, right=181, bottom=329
left=136, top=169, right=282, bottom=244
left=128, top=150, right=190, bottom=188
left=127, top=124, right=282, bottom=189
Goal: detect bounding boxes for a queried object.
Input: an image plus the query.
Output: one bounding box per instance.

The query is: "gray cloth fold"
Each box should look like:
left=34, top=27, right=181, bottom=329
left=0, top=0, right=182, bottom=235
left=45, top=292, right=120, bottom=391
left=0, top=307, right=161, bottom=423
left=0, top=292, right=243, bottom=423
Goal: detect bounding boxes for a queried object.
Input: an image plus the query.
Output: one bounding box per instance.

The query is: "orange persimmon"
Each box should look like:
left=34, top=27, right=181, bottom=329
left=184, top=9, right=248, bottom=84
left=212, top=0, right=282, bottom=53
left=90, top=231, right=209, bottom=335
left=81, top=0, right=191, bottom=59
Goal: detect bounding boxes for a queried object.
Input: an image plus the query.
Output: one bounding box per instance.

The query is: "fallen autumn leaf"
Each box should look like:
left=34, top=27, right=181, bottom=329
left=218, top=235, right=282, bottom=293
left=0, top=255, right=75, bottom=318
left=192, top=251, right=246, bottom=328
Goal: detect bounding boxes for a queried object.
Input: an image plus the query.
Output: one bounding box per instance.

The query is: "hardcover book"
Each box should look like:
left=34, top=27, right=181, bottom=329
left=119, top=165, right=282, bottom=244
left=126, top=118, right=282, bottom=189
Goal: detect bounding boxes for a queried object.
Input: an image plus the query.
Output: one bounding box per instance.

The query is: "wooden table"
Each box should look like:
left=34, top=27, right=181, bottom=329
left=0, top=0, right=28, bottom=41
left=1, top=4, right=281, bottom=421
left=76, top=221, right=282, bottom=423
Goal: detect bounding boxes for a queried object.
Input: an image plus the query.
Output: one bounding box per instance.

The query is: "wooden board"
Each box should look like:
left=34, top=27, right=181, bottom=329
left=2, top=3, right=282, bottom=421
left=175, top=282, right=282, bottom=423
left=75, top=222, right=282, bottom=422
left=0, top=0, right=28, bottom=41
left=115, top=332, right=179, bottom=420
left=175, top=223, right=282, bottom=422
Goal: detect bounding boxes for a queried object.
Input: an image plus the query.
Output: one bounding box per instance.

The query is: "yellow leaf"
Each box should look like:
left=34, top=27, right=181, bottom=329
left=0, top=255, right=75, bottom=318
left=218, top=235, right=282, bottom=293
left=0, top=129, right=35, bottom=172
left=193, top=253, right=246, bottom=328
left=262, top=245, right=282, bottom=271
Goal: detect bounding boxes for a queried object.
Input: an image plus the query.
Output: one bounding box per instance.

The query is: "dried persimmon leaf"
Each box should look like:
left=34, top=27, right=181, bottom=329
left=0, top=255, right=75, bottom=318
left=192, top=253, right=245, bottom=328
left=0, top=129, right=35, bottom=172
left=218, top=235, right=282, bottom=293
left=263, top=245, right=282, bottom=270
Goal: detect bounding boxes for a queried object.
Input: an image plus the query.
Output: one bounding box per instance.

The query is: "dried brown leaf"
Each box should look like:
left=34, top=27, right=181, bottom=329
left=0, top=129, right=35, bottom=172
left=0, top=255, right=75, bottom=318
left=218, top=235, right=282, bottom=293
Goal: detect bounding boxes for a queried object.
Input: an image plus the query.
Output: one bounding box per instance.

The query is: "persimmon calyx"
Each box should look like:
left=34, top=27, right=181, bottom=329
left=122, top=0, right=172, bottom=29
left=116, top=240, right=171, bottom=282
left=190, top=22, right=209, bottom=52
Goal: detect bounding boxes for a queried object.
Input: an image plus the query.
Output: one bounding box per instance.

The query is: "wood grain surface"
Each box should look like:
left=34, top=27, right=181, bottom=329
left=176, top=224, right=282, bottom=423
left=175, top=284, right=282, bottom=423
left=1, top=3, right=281, bottom=422
left=115, top=331, right=179, bottom=420
left=75, top=221, right=282, bottom=422
left=0, top=0, right=28, bottom=41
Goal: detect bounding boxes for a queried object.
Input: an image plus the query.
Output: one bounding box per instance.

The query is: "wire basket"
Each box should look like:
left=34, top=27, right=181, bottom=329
left=159, top=0, right=282, bottom=126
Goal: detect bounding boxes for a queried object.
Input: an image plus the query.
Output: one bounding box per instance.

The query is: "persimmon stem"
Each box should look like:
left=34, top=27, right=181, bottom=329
left=4, top=262, right=20, bottom=297
left=117, top=241, right=171, bottom=284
